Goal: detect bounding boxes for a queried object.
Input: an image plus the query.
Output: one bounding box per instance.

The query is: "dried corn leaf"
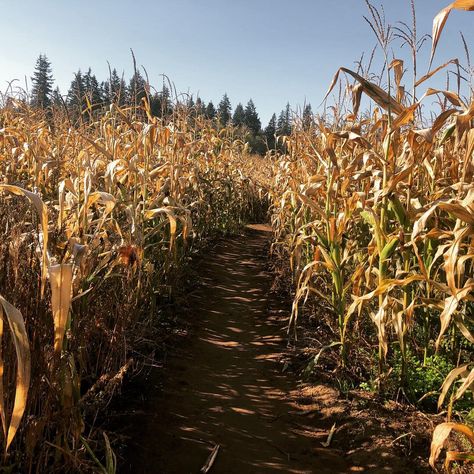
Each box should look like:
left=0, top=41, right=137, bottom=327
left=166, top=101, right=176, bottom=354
left=323, top=67, right=404, bottom=115
left=0, top=185, right=49, bottom=296
left=430, top=1, right=474, bottom=68
left=49, top=264, right=74, bottom=354
left=430, top=422, right=474, bottom=469
left=0, top=296, right=31, bottom=452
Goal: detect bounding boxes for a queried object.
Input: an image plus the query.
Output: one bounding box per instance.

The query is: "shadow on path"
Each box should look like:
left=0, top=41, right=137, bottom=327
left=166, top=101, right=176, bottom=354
left=120, top=226, right=350, bottom=473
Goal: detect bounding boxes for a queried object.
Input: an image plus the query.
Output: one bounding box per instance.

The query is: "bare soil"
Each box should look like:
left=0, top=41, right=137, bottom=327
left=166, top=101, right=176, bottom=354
left=118, top=226, right=434, bottom=473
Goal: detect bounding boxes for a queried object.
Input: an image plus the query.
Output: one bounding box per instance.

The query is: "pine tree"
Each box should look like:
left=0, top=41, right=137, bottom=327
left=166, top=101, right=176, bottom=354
left=83, top=68, right=102, bottom=110
left=52, top=87, right=63, bottom=109
left=205, top=101, right=217, bottom=120
left=302, top=103, right=313, bottom=130
left=160, top=84, right=172, bottom=117
left=128, top=70, right=147, bottom=106
left=103, top=69, right=126, bottom=106
left=195, top=97, right=206, bottom=116
left=265, top=113, right=277, bottom=150
left=31, top=54, right=54, bottom=109
left=150, top=92, right=162, bottom=117
left=285, top=103, right=292, bottom=134
left=277, top=103, right=292, bottom=136
left=244, top=99, right=261, bottom=135
left=67, top=70, right=85, bottom=113
left=149, top=84, right=173, bottom=118
left=232, top=103, right=245, bottom=127
left=217, top=93, right=231, bottom=127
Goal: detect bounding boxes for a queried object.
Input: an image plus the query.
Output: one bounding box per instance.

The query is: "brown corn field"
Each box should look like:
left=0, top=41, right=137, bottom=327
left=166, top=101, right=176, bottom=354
left=0, top=1, right=473, bottom=473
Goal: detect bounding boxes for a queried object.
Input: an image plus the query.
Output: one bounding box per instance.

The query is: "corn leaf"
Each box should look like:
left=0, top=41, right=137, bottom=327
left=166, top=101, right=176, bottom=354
left=0, top=296, right=31, bottom=452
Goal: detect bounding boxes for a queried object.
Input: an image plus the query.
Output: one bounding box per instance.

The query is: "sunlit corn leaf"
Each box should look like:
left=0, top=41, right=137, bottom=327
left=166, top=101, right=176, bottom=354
left=0, top=295, right=31, bottom=452
left=323, top=67, right=404, bottom=115
left=453, top=366, right=474, bottom=404
left=49, top=264, right=74, bottom=354
left=429, top=422, right=474, bottom=470
left=0, top=185, right=49, bottom=296
left=429, top=1, right=474, bottom=69
left=438, top=363, right=470, bottom=409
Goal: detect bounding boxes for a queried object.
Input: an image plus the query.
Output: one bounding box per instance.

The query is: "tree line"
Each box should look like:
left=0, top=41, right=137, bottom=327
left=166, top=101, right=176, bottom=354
left=29, top=54, right=314, bottom=154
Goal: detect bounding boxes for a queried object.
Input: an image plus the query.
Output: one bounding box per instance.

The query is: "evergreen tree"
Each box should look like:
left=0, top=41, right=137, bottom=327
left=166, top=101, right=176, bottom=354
left=187, top=97, right=195, bottom=110
left=103, top=69, right=126, bottom=106
left=285, top=103, right=292, bottom=133
left=83, top=68, right=102, bottom=109
left=302, top=103, right=313, bottom=130
left=160, top=84, right=172, bottom=117
left=244, top=99, right=261, bottom=135
left=205, top=101, right=216, bottom=120
left=195, top=97, right=206, bottom=116
left=128, top=70, right=147, bottom=106
left=232, top=103, right=245, bottom=127
left=217, top=93, right=231, bottom=127
left=277, top=103, right=292, bottom=136
left=149, top=84, right=173, bottom=118
left=67, top=70, right=85, bottom=113
left=150, top=92, right=162, bottom=117
left=276, top=111, right=286, bottom=135
left=31, top=54, right=54, bottom=109
left=265, top=113, right=277, bottom=150
left=52, top=87, right=63, bottom=109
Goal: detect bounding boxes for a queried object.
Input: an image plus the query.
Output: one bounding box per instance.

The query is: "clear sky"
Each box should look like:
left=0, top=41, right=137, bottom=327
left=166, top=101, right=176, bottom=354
left=0, top=0, right=472, bottom=124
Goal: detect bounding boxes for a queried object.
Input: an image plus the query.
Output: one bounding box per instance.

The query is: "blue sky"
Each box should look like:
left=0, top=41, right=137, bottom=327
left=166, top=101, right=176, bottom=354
left=0, top=0, right=472, bottom=123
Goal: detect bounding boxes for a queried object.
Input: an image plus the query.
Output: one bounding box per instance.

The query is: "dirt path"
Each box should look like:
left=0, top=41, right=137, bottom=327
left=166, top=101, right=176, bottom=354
left=120, top=226, right=349, bottom=473
left=117, top=225, right=432, bottom=473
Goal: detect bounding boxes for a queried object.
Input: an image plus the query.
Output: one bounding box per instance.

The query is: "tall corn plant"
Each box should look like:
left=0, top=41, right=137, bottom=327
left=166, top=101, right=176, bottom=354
left=271, top=0, right=474, bottom=394
left=0, top=97, right=266, bottom=470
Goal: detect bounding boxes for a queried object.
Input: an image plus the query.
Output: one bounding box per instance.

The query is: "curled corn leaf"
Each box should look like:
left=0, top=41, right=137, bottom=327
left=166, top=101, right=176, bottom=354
left=0, top=295, right=31, bottom=452
left=430, top=422, right=474, bottom=470
left=323, top=67, right=404, bottom=115
left=430, top=1, right=474, bottom=68
left=0, top=185, right=49, bottom=296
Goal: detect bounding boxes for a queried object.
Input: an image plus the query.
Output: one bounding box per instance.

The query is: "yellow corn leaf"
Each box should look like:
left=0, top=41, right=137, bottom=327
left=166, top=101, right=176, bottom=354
left=423, top=88, right=465, bottom=109
left=416, top=59, right=459, bottom=87
left=371, top=296, right=389, bottom=360
left=436, top=283, right=474, bottom=350
left=351, top=83, right=363, bottom=117
left=414, top=109, right=458, bottom=143
left=430, top=422, right=474, bottom=469
left=0, top=185, right=49, bottom=297
left=381, top=166, right=412, bottom=197
left=454, top=313, right=474, bottom=344
left=430, top=1, right=474, bottom=69
left=86, top=192, right=116, bottom=215
left=454, top=366, right=474, bottom=403
left=347, top=275, right=424, bottom=318
left=83, top=136, right=114, bottom=162
left=49, top=264, right=74, bottom=354
left=318, top=246, right=336, bottom=272
left=413, top=200, right=474, bottom=241
left=0, top=295, right=31, bottom=452
left=453, top=0, right=474, bottom=8
left=144, top=208, right=179, bottom=250
left=297, top=193, right=326, bottom=218
left=323, top=67, right=404, bottom=115
left=438, top=363, right=470, bottom=409
left=391, top=104, right=418, bottom=129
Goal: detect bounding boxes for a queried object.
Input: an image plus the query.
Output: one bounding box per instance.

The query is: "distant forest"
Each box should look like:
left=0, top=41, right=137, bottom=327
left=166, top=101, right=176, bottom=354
left=25, top=54, right=314, bottom=154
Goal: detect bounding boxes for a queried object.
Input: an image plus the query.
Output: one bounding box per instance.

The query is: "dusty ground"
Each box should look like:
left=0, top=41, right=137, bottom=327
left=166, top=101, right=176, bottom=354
left=117, top=226, right=435, bottom=473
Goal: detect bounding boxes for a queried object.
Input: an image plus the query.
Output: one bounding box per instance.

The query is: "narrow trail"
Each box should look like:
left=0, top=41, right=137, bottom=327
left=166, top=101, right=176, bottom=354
left=122, top=226, right=351, bottom=473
